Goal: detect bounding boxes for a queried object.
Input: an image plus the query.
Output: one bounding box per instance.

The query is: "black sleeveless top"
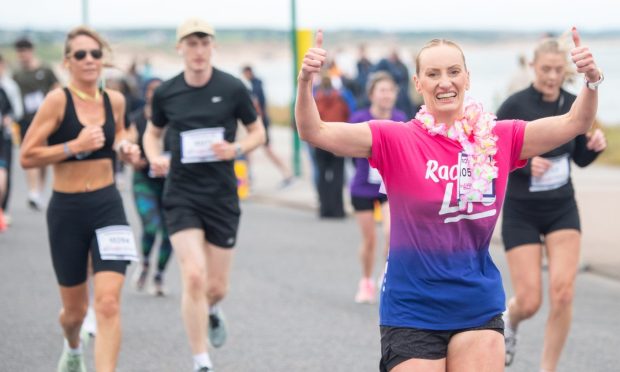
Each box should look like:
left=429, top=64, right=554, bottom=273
left=48, top=88, right=116, bottom=162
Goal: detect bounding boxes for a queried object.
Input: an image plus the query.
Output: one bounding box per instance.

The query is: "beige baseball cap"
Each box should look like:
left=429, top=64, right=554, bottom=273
left=176, top=18, right=216, bottom=42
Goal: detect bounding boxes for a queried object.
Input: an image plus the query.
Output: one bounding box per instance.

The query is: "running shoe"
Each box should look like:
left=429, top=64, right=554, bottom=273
left=0, top=209, right=7, bottom=232
left=56, top=350, right=86, bottom=372
left=208, top=307, right=227, bottom=348
left=134, top=265, right=149, bottom=291
left=196, top=367, right=213, bottom=372
left=153, top=272, right=165, bottom=296
left=503, top=310, right=518, bottom=366
left=354, top=278, right=376, bottom=304
left=82, top=306, right=96, bottom=338
left=27, top=194, right=44, bottom=211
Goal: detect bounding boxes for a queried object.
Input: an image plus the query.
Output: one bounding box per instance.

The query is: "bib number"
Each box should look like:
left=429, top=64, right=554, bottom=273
left=95, top=225, right=138, bottom=261
left=529, top=154, right=570, bottom=192
left=23, top=91, right=45, bottom=114
left=180, top=127, right=225, bottom=164
left=457, top=152, right=495, bottom=203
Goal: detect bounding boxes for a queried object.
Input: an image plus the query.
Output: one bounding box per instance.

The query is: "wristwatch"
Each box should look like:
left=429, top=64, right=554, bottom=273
left=234, top=143, right=243, bottom=158
left=585, top=69, right=604, bottom=90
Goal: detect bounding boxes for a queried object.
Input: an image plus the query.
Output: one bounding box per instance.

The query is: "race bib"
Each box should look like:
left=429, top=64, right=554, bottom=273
left=95, top=225, right=138, bottom=261
left=457, top=152, right=496, bottom=203
left=367, top=167, right=383, bottom=184
left=529, top=154, right=570, bottom=192
left=23, top=90, right=45, bottom=114
left=180, top=127, right=225, bottom=164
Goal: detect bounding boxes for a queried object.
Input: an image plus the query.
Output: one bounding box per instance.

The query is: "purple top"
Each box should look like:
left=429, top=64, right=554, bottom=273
left=349, top=108, right=407, bottom=198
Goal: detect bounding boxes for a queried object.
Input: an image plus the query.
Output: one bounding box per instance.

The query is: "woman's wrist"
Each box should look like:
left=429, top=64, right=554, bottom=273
left=115, top=138, right=131, bottom=152
left=63, top=141, right=75, bottom=157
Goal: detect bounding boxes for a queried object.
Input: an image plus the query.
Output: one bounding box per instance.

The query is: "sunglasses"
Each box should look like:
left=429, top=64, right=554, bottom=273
left=69, top=49, right=103, bottom=61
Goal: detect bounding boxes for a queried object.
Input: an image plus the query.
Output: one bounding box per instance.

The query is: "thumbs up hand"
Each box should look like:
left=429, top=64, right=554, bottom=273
left=570, top=27, right=601, bottom=83
left=299, top=30, right=327, bottom=82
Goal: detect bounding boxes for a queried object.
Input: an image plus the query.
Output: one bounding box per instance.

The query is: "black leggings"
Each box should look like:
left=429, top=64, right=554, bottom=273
left=132, top=171, right=173, bottom=273
left=47, top=184, right=129, bottom=287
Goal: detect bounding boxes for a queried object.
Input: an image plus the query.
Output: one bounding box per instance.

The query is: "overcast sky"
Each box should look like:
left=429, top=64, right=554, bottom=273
left=2, top=0, right=619, bottom=32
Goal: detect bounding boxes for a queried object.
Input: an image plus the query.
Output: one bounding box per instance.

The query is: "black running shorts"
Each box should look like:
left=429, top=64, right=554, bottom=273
left=47, top=184, right=129, bottom=287
left=351, top=195, right=387, bottom=212
left=502, top=197, right=581, bottom=251
left=164, top=196, right=240, bottom=248
left=379, top=314, right=504, bottom=371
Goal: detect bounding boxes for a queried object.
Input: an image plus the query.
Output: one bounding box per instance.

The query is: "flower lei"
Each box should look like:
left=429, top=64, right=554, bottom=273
left=415, top=99, right=498, bottom=209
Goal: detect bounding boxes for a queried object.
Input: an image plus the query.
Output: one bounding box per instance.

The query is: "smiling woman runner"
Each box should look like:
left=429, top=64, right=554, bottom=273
left=295, top=28, right=601, bottom=372
left=20, top=26, right=140, bottom=372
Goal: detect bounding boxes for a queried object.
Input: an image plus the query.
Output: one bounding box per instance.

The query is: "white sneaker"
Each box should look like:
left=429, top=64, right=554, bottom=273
left=56, top=350, right=87, bottom=372
left=134, top=265, right=149, bottom=291
left=82, top=306, right=96, bottom=338
left=27, top=193, right=44, bottom=211
left=503, top=310, right=518, bottom=366
left=208, top=307, right=227, bottom=348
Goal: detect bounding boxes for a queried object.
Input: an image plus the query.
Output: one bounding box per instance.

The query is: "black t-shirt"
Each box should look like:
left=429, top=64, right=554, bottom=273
left=496, top=84, right=599, bottom=200
left=151, top=69, right=257, bottom=204
left=13, top=66, right=58, bottom=123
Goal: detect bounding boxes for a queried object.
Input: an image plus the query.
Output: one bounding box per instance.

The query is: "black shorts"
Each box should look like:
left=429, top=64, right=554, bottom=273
left=351, top=195, right=387, bottom=212
left=47, top=184, right=129, bottom=287
left=502, top=197, right=581, bottom=251
left=379, top=314, right=504, bottom=371
left=164, top=196, right=240, bottom=248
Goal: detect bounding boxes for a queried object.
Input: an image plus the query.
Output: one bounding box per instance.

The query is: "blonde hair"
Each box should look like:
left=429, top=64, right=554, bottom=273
left=533, top=37, right=568, bottom=62
left=64, top=26, right=110, bottom=56
left=366, top=71, right=397, bottom=96
left=415, top=39, right=467, bottom=74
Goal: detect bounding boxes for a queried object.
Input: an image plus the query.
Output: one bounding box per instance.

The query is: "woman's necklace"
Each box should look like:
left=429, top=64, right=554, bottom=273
left=68, top=84, right=100, bottom=101
left=415, top=100, right=499, bottom=209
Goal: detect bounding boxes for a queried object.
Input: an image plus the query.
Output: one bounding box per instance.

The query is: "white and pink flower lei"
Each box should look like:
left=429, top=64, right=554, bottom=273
left=415, top=99, right=498, bottom=208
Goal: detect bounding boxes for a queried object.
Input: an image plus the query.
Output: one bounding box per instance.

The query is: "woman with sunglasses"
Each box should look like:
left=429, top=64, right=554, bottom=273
left=296, top=28, right=600, bottom=372
left=20, top=26, right=140, bottom=372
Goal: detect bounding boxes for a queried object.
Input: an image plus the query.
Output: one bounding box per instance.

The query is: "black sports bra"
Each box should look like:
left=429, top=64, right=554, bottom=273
left=48, top=88, right=115, bottom=162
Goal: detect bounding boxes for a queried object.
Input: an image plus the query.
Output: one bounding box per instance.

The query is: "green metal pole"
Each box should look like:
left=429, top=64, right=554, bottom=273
left=290, top=0, right=301, bottom=176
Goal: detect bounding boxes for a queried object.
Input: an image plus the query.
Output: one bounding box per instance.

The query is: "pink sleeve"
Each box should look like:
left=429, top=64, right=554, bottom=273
left=496, top=120, right=527, bottom=171
left=367, top=120, right=389, bottom=171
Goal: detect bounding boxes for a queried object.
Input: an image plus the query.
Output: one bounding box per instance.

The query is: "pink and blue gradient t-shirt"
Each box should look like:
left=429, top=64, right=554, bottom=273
left=369, top=118, right=527, bottom=330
